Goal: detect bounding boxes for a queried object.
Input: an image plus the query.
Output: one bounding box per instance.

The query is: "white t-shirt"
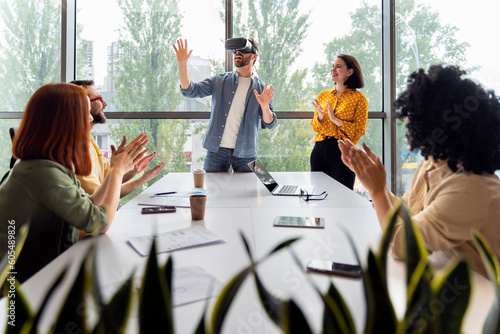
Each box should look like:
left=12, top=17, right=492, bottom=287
left=220, top=76, right=252, bottom=149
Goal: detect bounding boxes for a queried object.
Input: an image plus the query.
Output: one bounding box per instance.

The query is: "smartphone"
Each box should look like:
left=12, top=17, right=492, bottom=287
left=306, top=259, right=362, bottom=278
left=273, top=216, right=325, bottom=228
left=141, top=206, right=176, bottom=214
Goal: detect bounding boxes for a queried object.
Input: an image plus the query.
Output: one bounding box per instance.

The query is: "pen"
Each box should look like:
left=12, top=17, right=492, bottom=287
left=153, top=191, right=177, bottom=196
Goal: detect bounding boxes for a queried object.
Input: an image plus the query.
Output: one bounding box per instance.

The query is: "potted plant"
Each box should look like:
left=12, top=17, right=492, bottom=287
left=2, top=201, right=500, bottom=333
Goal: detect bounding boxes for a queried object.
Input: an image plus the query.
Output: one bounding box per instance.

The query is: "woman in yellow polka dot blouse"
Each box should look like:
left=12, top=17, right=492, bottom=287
left=310, top=54, right=368, bottom=189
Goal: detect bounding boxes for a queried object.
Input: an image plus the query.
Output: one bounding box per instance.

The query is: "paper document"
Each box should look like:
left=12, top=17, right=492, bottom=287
left=139, top=196, right=191, bottom=208
left=137, top=189, right=208, bottom=208
left=127, top=225, right=224, bottom=256
left=171, top=266, right=223, bottom=306
left=100, top=266, right=222, bottom=308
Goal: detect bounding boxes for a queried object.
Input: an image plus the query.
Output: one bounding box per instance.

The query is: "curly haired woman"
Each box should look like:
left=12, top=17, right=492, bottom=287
left=339, top=65, right=500, bottom=276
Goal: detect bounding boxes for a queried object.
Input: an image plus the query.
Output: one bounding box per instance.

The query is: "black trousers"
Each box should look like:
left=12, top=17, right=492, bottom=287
left=310, top=137, right=355, bottom=190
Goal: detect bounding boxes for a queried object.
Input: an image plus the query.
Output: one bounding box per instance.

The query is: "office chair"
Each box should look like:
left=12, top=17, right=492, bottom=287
left=9, top=126, right=18, bottom=168
left=1, top=126, right=19, bottom=185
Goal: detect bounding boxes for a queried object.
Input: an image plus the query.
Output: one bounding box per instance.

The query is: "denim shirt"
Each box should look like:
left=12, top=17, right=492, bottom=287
left=180, top=71, right=277, bottom=158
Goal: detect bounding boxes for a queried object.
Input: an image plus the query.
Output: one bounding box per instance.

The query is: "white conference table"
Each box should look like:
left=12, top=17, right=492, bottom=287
left=1, top=172, right=494, bottom=333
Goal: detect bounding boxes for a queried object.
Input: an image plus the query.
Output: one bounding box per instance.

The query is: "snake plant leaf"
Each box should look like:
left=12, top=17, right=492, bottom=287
left=92, top=276, right=134, bottom=334
left=253, top=268, right=286, bottom=329
left=193, top=296, right=210, bottom=334
left=322, top=282, right=356, bottom=334
left=284, top=299, right=313, bottom=334
left=194, top=312, right=207, bottom=334
left=402, top=263, right=432, bottom=333
left=89, top=237, right=135, bottom=334
left=363, top=250, right=397, bottom=334
left=266, top=237, right=301, bottom=257
left=138, top=238, right=173, bottom=334
left=401, top=203, right=429, bottom=285
left=211, top=265, right=253, bottom=334
left=378, top=200, right=402, bottom=270
left=397, top=202, right=434, bottom=333
left=475, top=234, right=500, bottom=283
left=239, top=231, right=254, bottom=261
left=1, top=224, right=29, bottom=288
left=430, top=261, right=471, bottom=334
left=401, top=207, right=432, bottom=333
left=337, top=223, right=396, bottom=334
left=25, top=268, right=67, bottom=334
left=160, top=256, right=174, bottom=319
left=4, top=279, right=33, bottom=334
left=474, top=234, right=500, bottom=334
left=51, top=249, right=88, bottom=333
left=90, top=239, right=104, bottom=311
left=286, top=247, right=356, bottom=334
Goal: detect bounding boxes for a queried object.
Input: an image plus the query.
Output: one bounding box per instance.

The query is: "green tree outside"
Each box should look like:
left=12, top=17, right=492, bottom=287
left=110, top=0, right=188, bottom=203
left=311, top=0, right=472, bottom=192
left=0, top=0, right=61, bottom=112
left=0, top=0, right=90, bottom=177
left=229, top=0, right=314, bottom=171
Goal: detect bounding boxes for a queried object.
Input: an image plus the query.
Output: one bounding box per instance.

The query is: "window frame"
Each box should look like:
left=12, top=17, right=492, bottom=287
left=0, top=0, right=395, bottom=191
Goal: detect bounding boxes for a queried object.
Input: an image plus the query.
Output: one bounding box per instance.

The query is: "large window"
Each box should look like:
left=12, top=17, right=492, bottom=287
left=1, top=0, right=498, bottom=198
left=74, top=0, right=384, bottom=200
left=0, top=0, right=62, bottom=174
left=0, top=1, right=62, bottom=113
left=231, top=0, right=383, bottom=112
left=394, top=0, right=500, bottom=195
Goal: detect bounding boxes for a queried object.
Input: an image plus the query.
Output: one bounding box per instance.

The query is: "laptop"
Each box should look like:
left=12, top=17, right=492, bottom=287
left=247, top=160, right=314, bottom=196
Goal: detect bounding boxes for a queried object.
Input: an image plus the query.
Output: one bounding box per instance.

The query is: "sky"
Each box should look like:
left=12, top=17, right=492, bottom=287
left=78, top=0, right=500, bottom=93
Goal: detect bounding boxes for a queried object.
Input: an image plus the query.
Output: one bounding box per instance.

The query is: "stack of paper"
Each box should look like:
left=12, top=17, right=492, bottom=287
left=127, top=225, right=224, bottom=256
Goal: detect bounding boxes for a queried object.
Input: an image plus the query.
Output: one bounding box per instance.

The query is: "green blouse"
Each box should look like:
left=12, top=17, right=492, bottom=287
left=0, top=159, right=107, bottom=282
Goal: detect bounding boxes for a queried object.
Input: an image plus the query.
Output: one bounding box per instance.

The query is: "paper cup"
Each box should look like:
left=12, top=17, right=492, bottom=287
left=190, top=194, right=207, bottom=220
left=193, top=168, right=206, bottom=188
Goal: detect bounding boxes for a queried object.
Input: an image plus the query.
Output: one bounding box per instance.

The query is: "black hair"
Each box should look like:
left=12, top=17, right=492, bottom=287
left=395, top=65, right=500, bottom=174
left=248, top=38, right=258, bottom=65
left=70, top=80, right=94, bottom=89
left=337, top=54, right=364, bottom=89
left=248, top=38, right=259, bottom=53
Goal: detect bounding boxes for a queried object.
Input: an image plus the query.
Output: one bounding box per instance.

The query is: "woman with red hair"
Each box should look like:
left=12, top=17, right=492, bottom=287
left=0, top=83, right=146, bottom=282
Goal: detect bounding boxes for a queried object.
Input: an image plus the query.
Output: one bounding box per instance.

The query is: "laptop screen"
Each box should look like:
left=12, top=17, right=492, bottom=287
left=248, top=160, right=279, bottom=193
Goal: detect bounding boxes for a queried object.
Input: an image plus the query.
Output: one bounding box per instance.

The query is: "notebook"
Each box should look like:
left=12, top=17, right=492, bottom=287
left=247, top=160, right=314, bottom=196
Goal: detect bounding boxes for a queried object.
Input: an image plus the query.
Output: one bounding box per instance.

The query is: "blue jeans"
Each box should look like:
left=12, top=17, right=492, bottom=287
left=204, top=148, right=256, bottom=172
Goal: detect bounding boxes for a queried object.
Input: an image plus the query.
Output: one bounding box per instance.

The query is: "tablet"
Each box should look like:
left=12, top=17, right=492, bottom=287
left=273, top=216, right=325, bottom=228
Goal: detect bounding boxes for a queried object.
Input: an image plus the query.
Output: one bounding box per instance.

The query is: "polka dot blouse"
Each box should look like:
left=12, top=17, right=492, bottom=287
left=311, top=87, right=369, bottom=145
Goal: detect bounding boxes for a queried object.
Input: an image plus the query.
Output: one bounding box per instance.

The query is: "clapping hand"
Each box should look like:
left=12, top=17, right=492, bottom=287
left=133, top=151, right=156, bottom=174
left=313, top=100, right=336, bottom=123
left=348, top=141, right=386, bottom=195
left=338, top=138, right=357, bottom=171
left=110, top=138, right=148, bottom=175
left=111, top=134, right=149, bottom=170
left=140, top=161, right=166, bottom=183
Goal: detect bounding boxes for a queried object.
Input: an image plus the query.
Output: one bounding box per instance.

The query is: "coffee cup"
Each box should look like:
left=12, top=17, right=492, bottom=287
left=193, top=169, right=205, bottom=189
left=190, top=194, right=207, bottom=220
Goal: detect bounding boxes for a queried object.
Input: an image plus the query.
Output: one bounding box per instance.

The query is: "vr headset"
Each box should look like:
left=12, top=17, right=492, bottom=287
left=225, top=38, right=258, bottom=54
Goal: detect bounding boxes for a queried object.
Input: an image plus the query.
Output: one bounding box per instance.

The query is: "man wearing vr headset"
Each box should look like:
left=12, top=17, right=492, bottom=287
left=174, top=38, right=276, bottom=172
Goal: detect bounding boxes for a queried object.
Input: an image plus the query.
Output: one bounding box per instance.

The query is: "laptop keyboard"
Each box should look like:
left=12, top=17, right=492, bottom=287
left=279, top=185, right=298, bottom=194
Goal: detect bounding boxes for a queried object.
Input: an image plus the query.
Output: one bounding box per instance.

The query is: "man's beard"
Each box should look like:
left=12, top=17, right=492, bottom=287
left=234, top=54, right=252, bottom=68
left=91, top=109, right=106, bottom=124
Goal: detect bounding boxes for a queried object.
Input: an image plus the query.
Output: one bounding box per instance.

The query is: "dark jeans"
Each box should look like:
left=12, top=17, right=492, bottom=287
left=310, top=137, right=355, bottom=189
left=204, top=147, right=255, bottom=172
